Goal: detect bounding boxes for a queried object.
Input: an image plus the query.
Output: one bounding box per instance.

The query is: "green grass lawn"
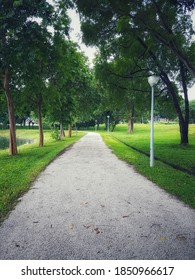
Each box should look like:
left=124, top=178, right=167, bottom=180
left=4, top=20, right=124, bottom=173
left=110, top=123, right=195, bottom=172
left=0, top=129, right=84, bottom=222
left=100, top=123, right=195, bottom=208
left=0, top=124, right=194, bottom=222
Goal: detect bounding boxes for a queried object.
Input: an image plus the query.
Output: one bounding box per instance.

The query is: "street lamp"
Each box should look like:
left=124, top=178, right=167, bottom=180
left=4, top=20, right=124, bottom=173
left=107, top=115, right=110, bottom=134
left=148, top=74, right=159, bottom=167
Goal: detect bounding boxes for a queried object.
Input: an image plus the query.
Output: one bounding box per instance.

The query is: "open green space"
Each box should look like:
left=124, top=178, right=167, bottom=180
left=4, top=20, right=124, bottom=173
left=100, top=123, right=195, bottom=208
left=0, top=123, right=194, bottom=222
left=0, top=129, right=84, bottom=222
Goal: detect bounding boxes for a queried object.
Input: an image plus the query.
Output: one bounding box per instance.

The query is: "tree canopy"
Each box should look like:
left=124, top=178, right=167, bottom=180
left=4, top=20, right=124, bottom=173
left=0, top=1, right=92, bottom=152
left=1, top=0, right=194, bottom=154
left=73, top=0, right=195, bottom=144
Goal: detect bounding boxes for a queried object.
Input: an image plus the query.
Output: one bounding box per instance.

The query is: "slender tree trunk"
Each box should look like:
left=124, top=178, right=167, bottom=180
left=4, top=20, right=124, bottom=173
left=161, top=71, right=188, bottom=145
left=179, top=122, right=188, bottom=145
left=68, top=124, right=72, bottom=137
left=180, top=61, right=189, bottom=144
left=111, top=122, right=116, bottom=132
left=3, top=67, right=17, bottom=155
left=127, top=106, right=134, bottom=133
left=38, top=96, right=44, bottom=147
left=60, top=123, right=65, bottom=140
left=128, top=117, right=134, bottom=133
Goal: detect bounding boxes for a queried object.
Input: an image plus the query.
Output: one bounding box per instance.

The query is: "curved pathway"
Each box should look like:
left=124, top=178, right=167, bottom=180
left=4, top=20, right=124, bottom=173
left=0, top=133, right=194, bottom=259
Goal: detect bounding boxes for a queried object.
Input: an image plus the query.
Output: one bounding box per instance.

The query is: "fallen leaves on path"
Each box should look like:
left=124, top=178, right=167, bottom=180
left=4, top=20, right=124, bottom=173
left=83, top=224, right=103, bottom=234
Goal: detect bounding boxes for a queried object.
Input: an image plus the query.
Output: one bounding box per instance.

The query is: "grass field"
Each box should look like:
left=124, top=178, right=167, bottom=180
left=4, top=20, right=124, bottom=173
left=112, top=123, right=195, bottom=171
left=0, top=129, right=84, bottom=222
left=100, top=123, right=195, bottom=208
left=0, top=123, right=194, bottom=222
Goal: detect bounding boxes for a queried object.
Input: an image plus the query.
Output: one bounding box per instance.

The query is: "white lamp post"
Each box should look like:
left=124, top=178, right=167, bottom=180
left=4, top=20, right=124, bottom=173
left=107, top=115, right=110, bottom=134
left=148, top=75, right=159, bottom=167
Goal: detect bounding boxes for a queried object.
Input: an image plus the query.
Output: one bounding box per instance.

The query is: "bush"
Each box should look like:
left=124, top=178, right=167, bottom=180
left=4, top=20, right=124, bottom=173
left=51, top=129, right=60, bottom=140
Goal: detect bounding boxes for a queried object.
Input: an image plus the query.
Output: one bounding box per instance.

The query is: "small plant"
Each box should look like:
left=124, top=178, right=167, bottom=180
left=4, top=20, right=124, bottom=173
left=51, top=129, right=60, bottom=140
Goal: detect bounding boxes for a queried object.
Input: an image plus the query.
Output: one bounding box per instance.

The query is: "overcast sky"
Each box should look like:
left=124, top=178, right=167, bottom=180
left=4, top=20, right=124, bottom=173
left=67, top=9, right=97, bottom=66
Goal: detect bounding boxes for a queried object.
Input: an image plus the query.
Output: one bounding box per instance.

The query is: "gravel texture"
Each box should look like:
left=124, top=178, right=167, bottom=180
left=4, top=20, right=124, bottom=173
left=0, top=132, right=194, bottom=260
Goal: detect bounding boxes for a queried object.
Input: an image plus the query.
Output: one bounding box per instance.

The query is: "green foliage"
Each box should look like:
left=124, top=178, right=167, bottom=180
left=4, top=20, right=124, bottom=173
left=94, top=50, right=151, bottom=122
left=74, top=0, right=194, bottom=144
left=155, top=93, right=178, bottom=120
left=189, top=100, right=195, bottom=123
left=51, top=128, right=60, bottom=140
left=45, top=37, right=99, bottom=126
left=0, top=0, right=76, bottom=151
left=0, top=0, right=54, bottom=69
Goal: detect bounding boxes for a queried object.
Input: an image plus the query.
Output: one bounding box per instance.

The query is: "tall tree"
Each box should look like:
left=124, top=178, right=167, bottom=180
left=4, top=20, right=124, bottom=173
left=18, top=23, right=54, bottom=146
left=73, top=0, right=194, bottom=144
left=0, top=0, right=54, bottom=154
left=0, top=0, right=73, bottom=153
left=95, top=53, right=150, bottom=133
left=46, top=37, right=94, bottom=137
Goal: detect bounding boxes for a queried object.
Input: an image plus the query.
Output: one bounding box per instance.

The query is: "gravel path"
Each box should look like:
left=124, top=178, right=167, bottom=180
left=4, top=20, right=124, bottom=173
left=0, top=132, right=194, bottom=260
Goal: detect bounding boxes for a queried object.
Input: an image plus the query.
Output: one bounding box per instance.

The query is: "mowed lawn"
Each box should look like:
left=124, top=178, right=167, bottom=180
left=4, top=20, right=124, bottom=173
left=112, top=123, right=195, bottom=172
left=101, top=123, right=195, bottom=208
left=0, top=124, right=194, bottom=222
left=0, top=129, right=84, bottom=221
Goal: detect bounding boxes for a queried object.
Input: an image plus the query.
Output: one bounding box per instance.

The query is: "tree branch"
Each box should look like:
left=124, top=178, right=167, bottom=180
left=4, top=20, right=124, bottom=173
left=106, top=68, right=148, bottom=79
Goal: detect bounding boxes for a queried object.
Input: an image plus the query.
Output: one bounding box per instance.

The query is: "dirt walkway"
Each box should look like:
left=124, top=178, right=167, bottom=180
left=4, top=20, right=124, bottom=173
left=0, top=132, right=194, bottom=259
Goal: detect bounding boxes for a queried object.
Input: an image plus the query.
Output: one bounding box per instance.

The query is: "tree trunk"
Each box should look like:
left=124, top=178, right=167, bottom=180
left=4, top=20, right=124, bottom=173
left=111, top=122, right=116, bottom=132
left=128, top=117, right=134, bottom=133
left=180, top=61, right=189, bottom=145
left=127, top=106, right=134, bottom=133
left=3, top=67, right=18, bottom=155
left=179, top=121, right=188, bottom=145
left=38, top=97, right=44, bottom=147
left=68, top=124, right=72, bottom=137
left=60, top=123, right=65, bottom=140
left=161, top=71, right=188, bottom=145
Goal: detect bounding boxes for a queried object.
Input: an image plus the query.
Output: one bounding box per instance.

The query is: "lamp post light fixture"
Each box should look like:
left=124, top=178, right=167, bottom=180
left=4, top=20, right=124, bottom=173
left=107, top=115, right=110, bottom=134
left=148, top=74, right=159, bottom=167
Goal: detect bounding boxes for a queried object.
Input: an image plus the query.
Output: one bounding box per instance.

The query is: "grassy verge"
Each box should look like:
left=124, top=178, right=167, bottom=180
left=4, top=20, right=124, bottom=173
left=100, top=123, right=195, bottom=208
left=111, top=123, right=195, bottom=171
left=0, top=129, right=84, bottom=222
